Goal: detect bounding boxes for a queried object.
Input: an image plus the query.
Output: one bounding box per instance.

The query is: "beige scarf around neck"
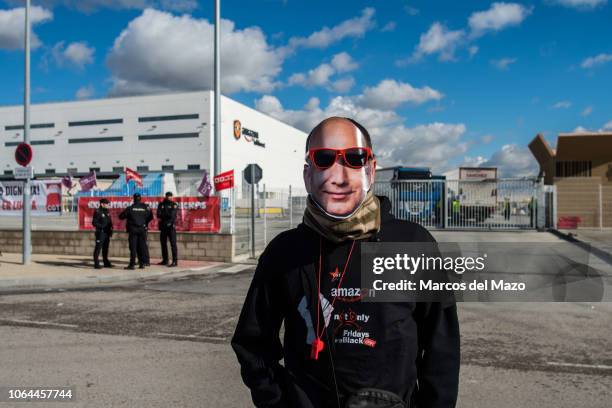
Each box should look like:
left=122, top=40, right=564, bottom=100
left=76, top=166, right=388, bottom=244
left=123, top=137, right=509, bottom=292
left=303, top=189, right=381, bottom=243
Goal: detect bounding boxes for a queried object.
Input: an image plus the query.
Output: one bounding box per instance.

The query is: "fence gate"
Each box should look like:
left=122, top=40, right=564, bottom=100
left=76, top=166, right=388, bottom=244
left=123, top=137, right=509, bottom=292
left=374, top=180, right=445, bottom=228
left=375, top=178, right=540, bottom=230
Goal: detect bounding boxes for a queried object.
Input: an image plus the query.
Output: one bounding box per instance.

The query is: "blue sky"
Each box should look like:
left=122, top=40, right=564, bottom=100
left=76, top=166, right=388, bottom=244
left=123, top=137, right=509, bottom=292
left=1, top=0, right=611, bottom=176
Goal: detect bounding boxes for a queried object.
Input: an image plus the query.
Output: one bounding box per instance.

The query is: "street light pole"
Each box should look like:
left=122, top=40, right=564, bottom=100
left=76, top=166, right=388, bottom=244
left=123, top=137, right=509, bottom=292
left=22, top=0, right=32, bottom=265
left=213, top=0, right=221, bottom=178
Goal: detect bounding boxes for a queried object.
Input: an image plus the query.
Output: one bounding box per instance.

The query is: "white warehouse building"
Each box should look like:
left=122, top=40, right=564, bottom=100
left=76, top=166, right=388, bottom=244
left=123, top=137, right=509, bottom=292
left=0, top=91, right=307, bottom=195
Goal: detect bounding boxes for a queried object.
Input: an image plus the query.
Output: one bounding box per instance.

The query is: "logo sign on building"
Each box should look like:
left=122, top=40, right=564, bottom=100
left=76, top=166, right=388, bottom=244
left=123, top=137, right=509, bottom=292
left=0, top=180, right=61, bottom=216
left=78, top=196, right=220, bottom=232
left=214, top=169, right=234, bottom=191
left=233, top=120, right=242, bottom=140
left=233, top=119, right=265, bottom=148
left=14, top=142, right=33, bottom=167
left=459, top=167, right=497, bottom=180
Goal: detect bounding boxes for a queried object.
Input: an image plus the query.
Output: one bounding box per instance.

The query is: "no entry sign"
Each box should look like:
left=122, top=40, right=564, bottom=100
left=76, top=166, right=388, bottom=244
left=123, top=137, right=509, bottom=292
left=15, top=143, right=33, bottom=167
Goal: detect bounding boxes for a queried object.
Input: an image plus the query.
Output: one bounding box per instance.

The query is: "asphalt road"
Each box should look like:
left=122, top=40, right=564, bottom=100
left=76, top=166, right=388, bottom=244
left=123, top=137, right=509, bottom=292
left=0, top=268, right=611, bottom=407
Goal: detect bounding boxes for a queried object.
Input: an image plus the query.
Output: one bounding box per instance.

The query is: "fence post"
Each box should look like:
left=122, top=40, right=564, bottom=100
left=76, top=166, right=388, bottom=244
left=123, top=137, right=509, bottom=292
left=230, top=186, right=235, bottom=234
left=289, top=184, right=293, bottom=229
left=599, top=183, right=603, bottom=231
left=263, top=183, right=267, bottom=247
left=442, top=180, right=448, bottom=229
left=553, top=185, right=558, bottom=230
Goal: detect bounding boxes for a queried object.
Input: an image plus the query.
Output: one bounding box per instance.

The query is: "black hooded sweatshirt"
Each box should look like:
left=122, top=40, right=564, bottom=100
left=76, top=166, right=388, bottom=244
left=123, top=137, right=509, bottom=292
left=232, top=195, right=460, bottom=408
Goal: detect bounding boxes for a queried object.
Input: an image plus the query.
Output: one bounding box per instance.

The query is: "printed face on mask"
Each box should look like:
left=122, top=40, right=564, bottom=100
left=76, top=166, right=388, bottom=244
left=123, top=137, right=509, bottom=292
left=303, top=118, right=376, bottom=217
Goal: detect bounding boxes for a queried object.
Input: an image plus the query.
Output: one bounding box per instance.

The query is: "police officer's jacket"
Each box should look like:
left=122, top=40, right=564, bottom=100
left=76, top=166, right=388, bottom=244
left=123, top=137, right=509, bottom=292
left=92, top=208, right=113, bottom=234
left=119, top=202, right=153, bottom=233
left=157, top=199, right=178, bottom=229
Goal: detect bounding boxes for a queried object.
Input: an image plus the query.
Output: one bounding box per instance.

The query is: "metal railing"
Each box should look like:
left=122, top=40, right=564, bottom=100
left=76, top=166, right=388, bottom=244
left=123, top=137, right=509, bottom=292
left=374, top=178, right=540, bottom=230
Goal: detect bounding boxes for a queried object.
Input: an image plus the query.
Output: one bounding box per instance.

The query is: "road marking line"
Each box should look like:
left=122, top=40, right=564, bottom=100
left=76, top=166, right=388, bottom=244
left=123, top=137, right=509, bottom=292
left=546, top=362, right=612, bottom=370
left=155, top=332, right=226, bottom=342
left=194, top=316, right=239, bottom=335
left=0, top=319, right=78, bottom=328
left=217, top=264, right=252, bottom=274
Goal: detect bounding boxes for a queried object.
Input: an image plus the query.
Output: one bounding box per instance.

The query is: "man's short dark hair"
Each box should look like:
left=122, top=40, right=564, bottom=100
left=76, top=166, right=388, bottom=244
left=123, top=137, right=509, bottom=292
left=99, top=198, right=109, bottom=204
left=305, top=117, right=373, bottom=153
left=165, top=191, right=173, bottom=197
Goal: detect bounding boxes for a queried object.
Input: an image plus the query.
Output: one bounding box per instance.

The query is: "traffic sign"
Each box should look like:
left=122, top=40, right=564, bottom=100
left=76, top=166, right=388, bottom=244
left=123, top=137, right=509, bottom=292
left=15, top=143, right=33, bottom=167
left=14, top=166, right=34, bottom=179
left=244, top=164, right=262, bottom=185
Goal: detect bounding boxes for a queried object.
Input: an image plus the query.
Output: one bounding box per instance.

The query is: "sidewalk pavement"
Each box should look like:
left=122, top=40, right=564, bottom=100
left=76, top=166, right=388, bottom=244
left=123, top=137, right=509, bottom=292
left=555, top=228, right=612, bottom=267
left=0, top=252, right=251, bottom=292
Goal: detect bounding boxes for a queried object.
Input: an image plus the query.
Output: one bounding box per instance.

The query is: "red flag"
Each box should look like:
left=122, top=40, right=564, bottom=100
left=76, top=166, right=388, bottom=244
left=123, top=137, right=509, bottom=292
left=125, top=167, right=143, bottom=187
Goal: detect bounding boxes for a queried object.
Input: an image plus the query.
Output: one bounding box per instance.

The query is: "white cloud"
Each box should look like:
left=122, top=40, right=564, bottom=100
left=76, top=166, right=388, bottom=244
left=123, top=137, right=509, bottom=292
left=255, top=94, right=401, bottom=134
left=0, top=6, right=53, bottom=50
left=572, top=126, right=589, bottom=133
left=491, top=57, right=517, bottom=70
left=331, top=77, right=356, bottom=93
left=552, top=101, right=572, bottom=109
left=573, top=120, right=612, bottom=133
left=254, top=95, right=469, bottom=172
left=4, top=0, right=198, bottom=13
left=406, top=22, right=465, bottom=63
left=52, top=41, right=95, bottom=69
left=381, top=21, right=396, bottom=32
left=547, top=0, right=607, bottom=10
left=580, top=53, right=612, bottom=69
left=462, top=155, right=488, bottom=167
left=480, top=144, right=539, bottom=177
left=468, top=2, right=532, bottom=38
left=331, top=52, right=358, bottom=73
left=581, top=106, right=593, bottom=116
left=357, top=79, right=443, bottom=110
left=375, top=123, right=468, bottom=171
left=404, top=5, right=419, bottom=16
left=75, top=84, right=95, bottom=100
left=288, top=52, right=357, bottom=92
left=289, top=63, right=334, bottom=87
left=481, top=134, right=494, bottom=144
left=286, top=8, right=375, bottom=51
left=468, top=45, right=479, bottom=57
left=106, top=9, right=283, bottom=96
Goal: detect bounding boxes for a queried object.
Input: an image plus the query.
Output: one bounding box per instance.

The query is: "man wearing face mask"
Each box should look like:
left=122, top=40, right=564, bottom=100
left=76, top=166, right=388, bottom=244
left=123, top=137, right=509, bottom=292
left=232, top=117, right=460, bottom=408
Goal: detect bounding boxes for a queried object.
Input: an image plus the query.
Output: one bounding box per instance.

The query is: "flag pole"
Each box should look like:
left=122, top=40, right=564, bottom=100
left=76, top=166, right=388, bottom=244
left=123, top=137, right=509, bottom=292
left=213, top=0, right=221, bottom=180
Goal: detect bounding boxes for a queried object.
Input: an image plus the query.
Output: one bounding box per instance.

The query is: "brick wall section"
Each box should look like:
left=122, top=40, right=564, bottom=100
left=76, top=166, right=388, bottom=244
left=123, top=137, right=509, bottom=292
left=0, top=230, right=235, bottom=262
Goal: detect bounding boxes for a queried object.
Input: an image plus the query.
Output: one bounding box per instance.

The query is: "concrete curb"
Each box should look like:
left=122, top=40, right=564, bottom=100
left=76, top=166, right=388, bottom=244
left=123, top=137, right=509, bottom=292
left=0, top=262, right=248, bottom=293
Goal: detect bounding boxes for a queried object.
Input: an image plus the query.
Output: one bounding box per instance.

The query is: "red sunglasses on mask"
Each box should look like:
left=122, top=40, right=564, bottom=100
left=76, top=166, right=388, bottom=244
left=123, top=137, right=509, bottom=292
left=306, top=147, right=373, bottom=170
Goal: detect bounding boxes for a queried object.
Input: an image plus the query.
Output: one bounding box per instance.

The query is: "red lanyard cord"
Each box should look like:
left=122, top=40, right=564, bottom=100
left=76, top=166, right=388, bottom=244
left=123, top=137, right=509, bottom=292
left=314, top=237, right=356, bottom=343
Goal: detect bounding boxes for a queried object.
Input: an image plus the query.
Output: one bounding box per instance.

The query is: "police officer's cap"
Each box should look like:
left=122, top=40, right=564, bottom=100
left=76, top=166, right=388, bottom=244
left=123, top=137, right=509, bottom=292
left=99, top=198, right=110, bottom=204
left=165, top=191, right=173, bottom=197
left=133, top=193, right=142, bottom=199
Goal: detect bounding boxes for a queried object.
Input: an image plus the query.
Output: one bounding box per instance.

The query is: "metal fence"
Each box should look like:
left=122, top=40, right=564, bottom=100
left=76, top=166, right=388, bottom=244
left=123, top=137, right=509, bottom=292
left=374, top=178, right=540, bottom=230
left=50, top=176, right=558, bottom=259
left=232, top=184, right=307, bottom=257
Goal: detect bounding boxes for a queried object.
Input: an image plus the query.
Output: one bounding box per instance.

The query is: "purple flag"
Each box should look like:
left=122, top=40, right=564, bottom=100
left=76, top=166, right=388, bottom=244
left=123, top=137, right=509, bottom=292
left=79, top=171, right=97, bottom=192
left=197, top=170, right=212, bottom=198
left=61, top=175, right=73, bottom=189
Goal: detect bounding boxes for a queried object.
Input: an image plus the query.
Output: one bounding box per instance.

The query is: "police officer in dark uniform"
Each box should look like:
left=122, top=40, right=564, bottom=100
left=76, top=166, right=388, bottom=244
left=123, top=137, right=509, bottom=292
left=157, top=191, right=179, bottom=267
left=92, top=198, right=113, bottom=269
left=119, top=193, right=153, bottom=270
